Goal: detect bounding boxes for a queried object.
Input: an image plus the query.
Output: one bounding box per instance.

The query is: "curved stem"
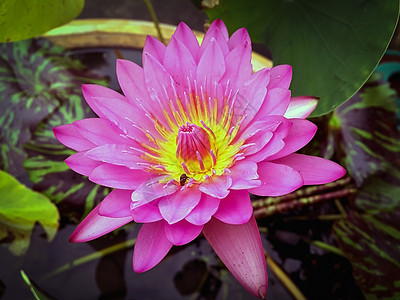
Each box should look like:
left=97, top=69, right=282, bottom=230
left=142, top=0, right=165, bottom=44
left=264, top=250, right=307, bottom=300
left=43, top=237, right=136, bottom=279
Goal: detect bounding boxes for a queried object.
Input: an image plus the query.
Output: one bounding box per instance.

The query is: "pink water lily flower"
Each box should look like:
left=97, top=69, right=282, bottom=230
left=54, top=19, right=345, bottom=299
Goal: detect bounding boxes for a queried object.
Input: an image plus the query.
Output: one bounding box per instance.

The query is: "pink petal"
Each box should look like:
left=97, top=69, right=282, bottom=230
left=131, top=201, right=163, bottom=223
left=143, top=35, right=166, bottom=63
left=247, top=117, right=292, bottom=162
left=173, top=22, right=199, bottom=60
left=248, top=135, right=285, bottom=163
left=131, top=178, right=180, bottom=209
left=238, top=119, right=276, bottom=157
left=89, top=164, right=148, bottom=190
left=203, top=216, right=267, bottom=298
left=116, top=59, right=151, bottom=104
left=185, top=193, right=220, bottom=225
left=273, top=154, right=346, bottom=185
left=53, top=124, right=95, bottom=151
left=199, top=176, right=232, bottom=199
left=268, top=65, right=292, bottom=90
left=249, top=161, right=303, bottom=196
left=69, top=203, right=133, bottom=242
left=197, top=39, right=226, bottom=91
left=81, top=84, right=126, bottom=119
left=85, top=144, right=146, bottom=169
left=284, top=96, right=318, bottom=119
left=220, top=36, right=252, bottom=91
left=142, top=52, right=176, bottom=124
left=65, top=152, right=102, bottom=176
left=133, top=221, right=172, bottom=272
left=88, top=96, right=150, bottom=142
left=159, top=187, right=202, bottom=224
left=256, top=88, right=291, bottom=120
left=266, top=119, right=317, bottom=161
left=236, top=68, right=270, bottom=129
left=73, top=118, right=130, bottom=146
left=164, top=219, right=203, bottom=245
left=228, top=27, right=251, bottom=51
left=196, top=27, right=229, bottom=62
left=229, top=160, right=261, bottom=189
left=208, top=19, right=229, bottom=42
left=239, top=117, right=281, bottom=142
left=198, top=22, right=229, bottom=61
left=213, top=189, right=253, bottom=224
left=98, top=189, right=132, bottom=218
left=163, top=35, right=197, bottom=89
left=243, top=131, right=273, bottom=157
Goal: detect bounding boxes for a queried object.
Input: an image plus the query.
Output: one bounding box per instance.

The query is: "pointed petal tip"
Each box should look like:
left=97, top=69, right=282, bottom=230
left=176, top=21, right=189, bottom=29
left=258, top=284, right=267, bottom=299
left=115, top=58, right=130, bottom=71
left=132, top=262, right=151, bottom=273
left=284, top=96, right=319, bottom=119
left=80, top=83, right=96, bottom=95
left=203, top=216, right=267, bottom=298
left=132, top=221, right=173, bottom=273
left=68, top=232, right=79, bottom=243
left=273, top=154, right=346, bottom=185
left=269, top=64, right=292, bottom=90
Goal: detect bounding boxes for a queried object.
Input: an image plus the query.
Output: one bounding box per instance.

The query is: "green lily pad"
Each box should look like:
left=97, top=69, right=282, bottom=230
left=0, top=0, right=84, bottom=43
left=0, top=170, right=59, bottom=256
left=205, top=1, right=399, bottom=116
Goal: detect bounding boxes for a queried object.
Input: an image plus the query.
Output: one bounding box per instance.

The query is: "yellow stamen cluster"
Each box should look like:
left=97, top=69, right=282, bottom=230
left=140, top=88, right=244, bottom=184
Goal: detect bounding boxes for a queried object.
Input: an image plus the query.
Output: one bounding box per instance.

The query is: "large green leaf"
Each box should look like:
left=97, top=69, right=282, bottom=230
left=0, top=0, right=84, bottom=43
left=205, top=1, right=399, bottom=116
left=0, top=170, right=59, bottom=256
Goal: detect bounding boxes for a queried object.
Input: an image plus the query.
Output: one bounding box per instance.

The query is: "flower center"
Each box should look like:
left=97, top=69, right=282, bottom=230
left=139, top=86, right=245, bottom=185
left=176, top=122, right=216, bottom=174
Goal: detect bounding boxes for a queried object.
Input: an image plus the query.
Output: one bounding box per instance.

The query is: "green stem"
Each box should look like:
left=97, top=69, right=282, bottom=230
left=308, top=240, right=346, bottom=257
left=21, top=270, right=41, bottom=300
left=284, top=214, right=345, bottom=221
left=252, top=176, right=352, bottom=208
left=265, top=250, right=307, bottom=300
left=43, top=238, right=136, bottom=279
left=142, top=0, right=165, bottom=44
left=253, top=188, right=357, bottom=219
left=284, top=210, right=381, bottom=222
left=334, top=198, right=347, bottom=217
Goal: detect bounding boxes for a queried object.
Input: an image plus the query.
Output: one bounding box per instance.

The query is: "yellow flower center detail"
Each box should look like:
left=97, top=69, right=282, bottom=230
left=140, top=89, right=245, bottom=185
